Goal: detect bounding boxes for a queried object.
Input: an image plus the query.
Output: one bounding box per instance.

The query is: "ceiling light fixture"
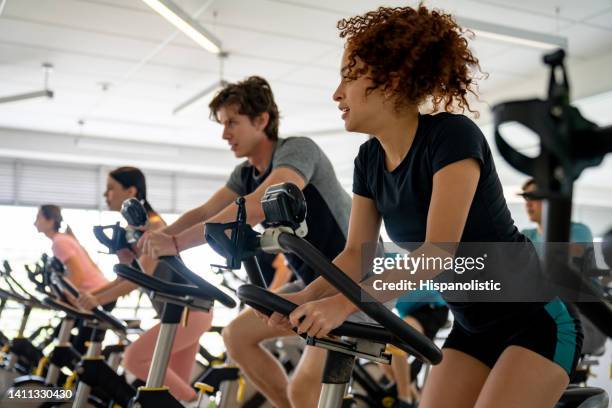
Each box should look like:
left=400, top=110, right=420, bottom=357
left=0, top=0, right=7, bottom=17
left=140, top=0, right=222, bottom=54
left=0, top=62, right=54, bottom=105
left=457, top=17, right=567, bottom=50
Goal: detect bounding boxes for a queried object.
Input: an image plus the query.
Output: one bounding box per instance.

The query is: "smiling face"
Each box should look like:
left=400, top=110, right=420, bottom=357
left=216, top=104, right=268, bottom=158
left=332, top=48, right=388, bottom=135
left=104, top=176, right=136, bottom=212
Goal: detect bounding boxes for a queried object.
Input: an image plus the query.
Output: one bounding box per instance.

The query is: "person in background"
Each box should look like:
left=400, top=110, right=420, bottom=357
left=75, top=166, right=212, bottom=403
left=520, top=178, right=593, bottom=243
left=34, top=204, right=111, bottom=353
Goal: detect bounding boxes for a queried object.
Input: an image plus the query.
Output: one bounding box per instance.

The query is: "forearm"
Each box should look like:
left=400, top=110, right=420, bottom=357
left=175, top=223, right=207, bottom=252
left=164, top=207, right=206, bottom=236
left=91, top=278, right=137, bottom=305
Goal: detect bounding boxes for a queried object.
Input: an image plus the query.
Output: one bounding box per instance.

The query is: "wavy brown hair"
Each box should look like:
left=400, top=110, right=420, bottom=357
left=209, top=76, right=280, bottom=140
left=338, top=4, right=483, bottom=115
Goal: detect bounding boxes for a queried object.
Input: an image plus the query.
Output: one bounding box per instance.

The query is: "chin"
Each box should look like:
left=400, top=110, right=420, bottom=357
left=235, top=148, right=250, bottom=158
left=344, top=121, right=356, bottom=133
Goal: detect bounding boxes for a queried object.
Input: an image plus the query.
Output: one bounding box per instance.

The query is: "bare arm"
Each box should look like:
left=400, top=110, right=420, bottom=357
left=287, top=158, right=481, bottom=336
left=62, top=257, right=89, bottom=290
left=141, top=167, right=307, bottom=257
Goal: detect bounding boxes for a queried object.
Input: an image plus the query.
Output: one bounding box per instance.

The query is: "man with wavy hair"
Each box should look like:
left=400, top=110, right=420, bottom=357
left=140, top=76, right=352, bottom=408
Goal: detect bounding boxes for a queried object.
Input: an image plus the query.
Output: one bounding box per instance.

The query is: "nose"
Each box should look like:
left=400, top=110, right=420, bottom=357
left=333, top=82, right=344, bottom=102
left=222, top=127, right=231, bottom=140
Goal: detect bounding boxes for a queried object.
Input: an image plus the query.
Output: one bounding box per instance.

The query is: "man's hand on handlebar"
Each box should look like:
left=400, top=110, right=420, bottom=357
left=138, top=230, right=178, bottom=258
left=255, top=290, right=312, bottom=333
left=289, top=294, right=356, bottom=338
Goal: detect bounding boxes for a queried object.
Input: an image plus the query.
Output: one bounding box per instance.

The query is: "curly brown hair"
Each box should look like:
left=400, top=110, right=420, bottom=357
left=209, top=76, right=280, bottom=140
left=337, top=4, right=483, bottom=115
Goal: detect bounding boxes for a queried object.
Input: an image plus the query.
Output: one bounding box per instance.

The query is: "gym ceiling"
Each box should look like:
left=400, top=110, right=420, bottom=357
left=0, top=0, right=611, bottom=205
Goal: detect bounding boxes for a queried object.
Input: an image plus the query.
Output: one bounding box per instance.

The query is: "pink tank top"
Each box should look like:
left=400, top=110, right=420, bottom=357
left=52, top=233, right=108, bottom=293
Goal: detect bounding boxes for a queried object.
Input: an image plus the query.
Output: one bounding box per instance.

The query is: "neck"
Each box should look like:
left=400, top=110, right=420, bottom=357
left=374, top=108, right=419, bottom=171
left=248, top=137, right=276, bottom=174
left=536, top=222, right=544, bottom=235
left=45, top=230, right=58, bottom=239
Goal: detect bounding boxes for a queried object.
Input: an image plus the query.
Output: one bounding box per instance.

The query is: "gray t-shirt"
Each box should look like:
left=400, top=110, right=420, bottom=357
left=227, top=137, right=351, bottom=284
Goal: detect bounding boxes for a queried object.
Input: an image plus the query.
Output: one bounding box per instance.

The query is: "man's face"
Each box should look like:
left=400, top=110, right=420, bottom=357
left=523, top=183, right=542, bottom=224
left=216, top=104, right=266, bottom=158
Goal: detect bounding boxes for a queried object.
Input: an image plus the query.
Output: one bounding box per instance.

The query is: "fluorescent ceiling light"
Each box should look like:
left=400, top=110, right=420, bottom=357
left=141, top=0, right=222, bottom=54
left=0, top=90, right=53, bottom=104
left=457, top=17, right=567, bottom=50
left=173, top=80, right=227, bottom=116
left=0, top=63, right=55, bottom=105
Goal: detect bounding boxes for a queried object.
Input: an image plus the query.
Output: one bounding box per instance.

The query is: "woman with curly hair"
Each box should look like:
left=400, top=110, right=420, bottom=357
left=268, top=4, right=582, bottom=408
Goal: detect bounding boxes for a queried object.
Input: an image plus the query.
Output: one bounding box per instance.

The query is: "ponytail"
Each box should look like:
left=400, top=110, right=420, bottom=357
left=142, top=199, right=157, bottom=217
left=64, top=225, right=76, bottom=239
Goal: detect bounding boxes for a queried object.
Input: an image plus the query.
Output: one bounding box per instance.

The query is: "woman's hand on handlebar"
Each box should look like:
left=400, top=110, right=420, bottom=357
left=289, top=294, right=356, bottom=338
left=137, top=230, right=177, bottom=258
left=76, top=291, right=101, bottom=311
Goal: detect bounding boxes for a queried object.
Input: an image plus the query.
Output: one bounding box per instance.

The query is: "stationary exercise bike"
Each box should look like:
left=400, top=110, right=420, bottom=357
left=205, top=183, right=444, bottom=408
left=103, top=198, right=237, bottom=408
left=0, top=260, right=51, bottom=397
left=493, top=48, right=611, bottom=408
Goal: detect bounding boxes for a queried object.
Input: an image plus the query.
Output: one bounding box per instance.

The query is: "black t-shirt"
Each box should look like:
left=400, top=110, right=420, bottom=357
left=227, top=137, right=351, bottom=285
left=353, top=113, right=532, bottom=332
left=354, top=112, right=523, bottom=243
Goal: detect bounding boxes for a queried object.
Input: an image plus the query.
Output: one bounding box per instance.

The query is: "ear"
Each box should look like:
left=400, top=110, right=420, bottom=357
left=126, top=186, right=138, bottom=198
left=254, top=112, right=270, bottom=132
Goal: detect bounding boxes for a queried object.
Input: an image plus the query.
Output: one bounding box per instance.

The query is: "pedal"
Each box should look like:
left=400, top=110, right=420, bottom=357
left=195, top=382, right=216, bottom=408
left=195, top=382, right=215, bottom=395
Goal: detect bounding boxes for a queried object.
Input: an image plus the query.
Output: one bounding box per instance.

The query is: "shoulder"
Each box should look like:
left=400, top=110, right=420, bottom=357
left=571, top=222, right=590, bottom=232
left=279, top=136, right=320, bottom=152
left=51, top=233, right=77, bottom=257
left=424, top=113, right=485, bottom=143
left=521, top=228, right=538, bottom=239
left=52, top=233, right=75, bottom=247
left=570, top=222, right=593, bottom=240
